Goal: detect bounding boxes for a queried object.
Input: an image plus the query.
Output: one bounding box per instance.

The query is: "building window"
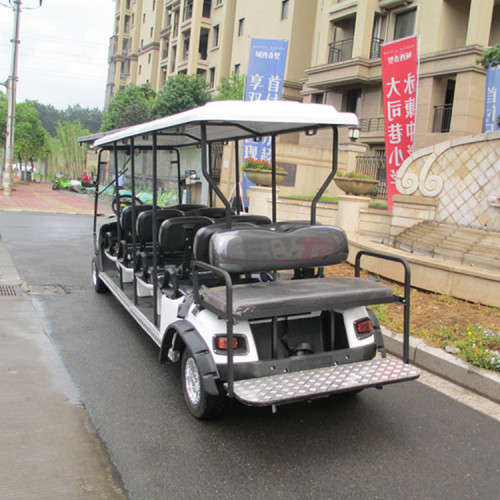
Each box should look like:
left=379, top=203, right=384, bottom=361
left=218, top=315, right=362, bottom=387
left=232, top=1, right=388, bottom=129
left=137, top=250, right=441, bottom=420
left=281, top=0, right=289, bottom=20
left=162, top=39, right=169, bottom=59
left=183, top=0, right=193, bottom=22
left=199, top=28, right=209, bottom=60
left=216, top=0, right=222, bottom=5
left=170, top=46, right=177, bottom=72
left=152, top=0, right=156, bottom=10
left=209, top=67, right=216, bottom=88
left=312, top=93, right=324, bottom=104
left=394, top=9, right=416, bottom=40
left=212, top=25, right=219, bottom=48
left=183, top=31, right=190, bottom=61
left=139, top=65, right=142, bottom=75
left=150, top=27, right=153, bottom=37
left=143, top=13, right=146, bottom=23
left=234, top=64, right=240, bottom=75
left=345, top=88, right=361, bottom=115
left=238, top=18, right=244, bottom=36
left=202, top=0, right=212, bottom=18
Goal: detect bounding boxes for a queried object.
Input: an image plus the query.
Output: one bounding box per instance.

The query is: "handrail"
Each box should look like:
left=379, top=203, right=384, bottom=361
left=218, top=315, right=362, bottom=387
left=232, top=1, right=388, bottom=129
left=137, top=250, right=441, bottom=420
left=192, top=260, right=235, bottom=396
left=311, top=126, right=338, bottom=224
left=355, top=251, right=412, bottom=364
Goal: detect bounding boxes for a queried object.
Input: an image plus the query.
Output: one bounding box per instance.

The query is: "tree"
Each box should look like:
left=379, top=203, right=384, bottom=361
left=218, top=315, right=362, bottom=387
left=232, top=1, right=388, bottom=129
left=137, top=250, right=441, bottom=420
left=101, top=84, right=156, bottom=131
left=149, top=74, right=211, bottom=119
left=63, top=104, right=103, bottom=134
left=31, top=102, right=103, bottom=137
left=477, top=44, right=500, bottom=69
left=13, top=102, right=49, bottom=164
left=215, top=72, right=245, bottom=100
left=48, top=121, right=90, bottom=178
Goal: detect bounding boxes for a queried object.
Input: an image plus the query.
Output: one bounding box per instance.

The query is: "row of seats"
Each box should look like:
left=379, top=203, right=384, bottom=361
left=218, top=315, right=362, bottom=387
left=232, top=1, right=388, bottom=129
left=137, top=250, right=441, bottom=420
left=102, top=202, right=273, bottom=297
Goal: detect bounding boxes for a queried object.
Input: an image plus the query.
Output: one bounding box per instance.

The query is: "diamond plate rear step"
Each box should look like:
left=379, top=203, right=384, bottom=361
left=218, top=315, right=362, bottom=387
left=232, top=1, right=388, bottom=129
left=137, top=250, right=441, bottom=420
left=228, top=358, right=420, bottom=406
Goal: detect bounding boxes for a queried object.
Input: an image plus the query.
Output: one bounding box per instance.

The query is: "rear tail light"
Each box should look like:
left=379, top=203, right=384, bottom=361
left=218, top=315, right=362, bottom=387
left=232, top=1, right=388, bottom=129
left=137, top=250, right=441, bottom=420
left=213, top=335, right=247, bottom=355
left=354, top=317, right=374, bottom=340
left=215, top=336, right=239, bottom=350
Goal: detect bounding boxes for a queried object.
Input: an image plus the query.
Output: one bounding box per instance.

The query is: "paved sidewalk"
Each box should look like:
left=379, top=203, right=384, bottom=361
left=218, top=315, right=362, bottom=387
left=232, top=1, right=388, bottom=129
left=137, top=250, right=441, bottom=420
left=0, top=181, right=108, bottom=215
left=0, top=236, right=126, bottom=499
left=1, top=182, right=125, bottom=498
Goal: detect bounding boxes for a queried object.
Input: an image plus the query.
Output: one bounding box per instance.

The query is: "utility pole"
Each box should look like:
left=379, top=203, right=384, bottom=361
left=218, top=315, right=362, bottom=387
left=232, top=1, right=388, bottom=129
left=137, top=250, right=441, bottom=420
left=3, top=0, right=21, bottom=197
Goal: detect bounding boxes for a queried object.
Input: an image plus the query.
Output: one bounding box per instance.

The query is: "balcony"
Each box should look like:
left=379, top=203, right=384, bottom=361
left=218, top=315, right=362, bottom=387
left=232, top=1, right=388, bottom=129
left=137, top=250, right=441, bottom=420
left=359, top=116, right=384, bottom=132
left=370, top=37, right=384, bottom=59
left=328, top=38, right=353, bottom=63
left=432, top=104, right=453, bottom=133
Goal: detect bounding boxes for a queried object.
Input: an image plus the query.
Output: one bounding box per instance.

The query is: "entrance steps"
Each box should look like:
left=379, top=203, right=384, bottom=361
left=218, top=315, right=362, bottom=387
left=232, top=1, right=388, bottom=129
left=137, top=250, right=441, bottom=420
left=393, top=222, right=500, bottom=272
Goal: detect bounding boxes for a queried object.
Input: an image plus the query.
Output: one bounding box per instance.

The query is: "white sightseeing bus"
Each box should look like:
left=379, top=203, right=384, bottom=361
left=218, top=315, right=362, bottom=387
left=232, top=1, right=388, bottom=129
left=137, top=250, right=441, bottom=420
left=88, top=100, right=419, bottom=418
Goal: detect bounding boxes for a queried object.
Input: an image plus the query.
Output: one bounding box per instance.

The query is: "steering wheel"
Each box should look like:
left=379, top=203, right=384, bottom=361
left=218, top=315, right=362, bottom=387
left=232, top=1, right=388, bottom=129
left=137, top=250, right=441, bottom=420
left=111, top=194, right=144, bottom=215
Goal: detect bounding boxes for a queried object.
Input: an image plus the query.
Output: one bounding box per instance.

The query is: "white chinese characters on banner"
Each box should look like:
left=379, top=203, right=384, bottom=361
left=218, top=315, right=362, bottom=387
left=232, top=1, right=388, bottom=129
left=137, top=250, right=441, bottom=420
left=484, top=66, right=500, bottom=133
left=242, top=38, right=289, bottom=205
left=381, top=36, right=419, bottom=210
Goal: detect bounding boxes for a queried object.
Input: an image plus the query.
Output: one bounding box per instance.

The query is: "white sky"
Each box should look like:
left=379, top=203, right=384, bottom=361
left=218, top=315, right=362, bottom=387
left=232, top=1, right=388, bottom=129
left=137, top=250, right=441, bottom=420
left=0, top=0, right=115, bottom=110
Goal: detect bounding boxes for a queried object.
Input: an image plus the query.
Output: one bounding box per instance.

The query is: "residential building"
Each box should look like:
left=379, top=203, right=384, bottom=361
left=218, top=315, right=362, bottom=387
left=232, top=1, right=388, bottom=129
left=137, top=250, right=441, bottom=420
left=302, top=0, right=499, bottom=152
left=106, top=0, right=498, bottom=155
left=105, top=0, right=317, bottom=106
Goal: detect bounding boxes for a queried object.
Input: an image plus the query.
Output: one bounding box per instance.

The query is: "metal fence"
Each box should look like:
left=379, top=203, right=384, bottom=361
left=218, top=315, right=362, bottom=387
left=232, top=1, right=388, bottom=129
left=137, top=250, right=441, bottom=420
left=356, top=152, right=387, bottom=200
left=328, top=38, right=354, bottom=63
left=432, top=104, right=453, bottom=133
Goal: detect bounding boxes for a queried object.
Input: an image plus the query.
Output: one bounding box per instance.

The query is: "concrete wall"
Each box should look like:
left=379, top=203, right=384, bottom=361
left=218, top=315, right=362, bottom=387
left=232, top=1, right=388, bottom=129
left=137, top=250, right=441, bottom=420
left=396, top=131, right=500, bottom=231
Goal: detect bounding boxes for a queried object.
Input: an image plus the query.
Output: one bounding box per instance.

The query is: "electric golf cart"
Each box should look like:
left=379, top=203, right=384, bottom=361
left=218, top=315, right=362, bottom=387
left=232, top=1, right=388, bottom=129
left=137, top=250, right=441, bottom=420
left=90, top=100, right=419, bottom=418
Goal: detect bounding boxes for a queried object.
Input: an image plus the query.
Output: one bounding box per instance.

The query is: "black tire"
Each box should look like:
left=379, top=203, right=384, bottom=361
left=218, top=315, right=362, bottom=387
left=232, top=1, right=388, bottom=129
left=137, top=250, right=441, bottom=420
left=181, top=348, right=229, bottom=419
left=52, top=181, right=60, bottom=190
left=91, top=257, right=108, bottom=293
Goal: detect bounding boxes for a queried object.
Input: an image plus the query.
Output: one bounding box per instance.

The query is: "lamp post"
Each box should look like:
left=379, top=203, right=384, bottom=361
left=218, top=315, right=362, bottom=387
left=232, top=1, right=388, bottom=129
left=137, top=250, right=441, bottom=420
left=3, top=0, right=21, bottom=197
left=348, top=125, right=360, bottom=142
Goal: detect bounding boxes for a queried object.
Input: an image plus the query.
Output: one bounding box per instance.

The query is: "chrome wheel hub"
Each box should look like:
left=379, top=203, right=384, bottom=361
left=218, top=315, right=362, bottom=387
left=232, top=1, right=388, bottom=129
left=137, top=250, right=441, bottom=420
left=185, top=357, right=201, bottom=406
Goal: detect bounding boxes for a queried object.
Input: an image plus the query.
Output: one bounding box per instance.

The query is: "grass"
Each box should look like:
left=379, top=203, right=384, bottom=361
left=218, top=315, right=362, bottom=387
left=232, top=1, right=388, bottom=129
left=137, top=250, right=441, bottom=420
left=280, top=194, right=388, bottom=209
left=325, top=263, right=500, bottom=373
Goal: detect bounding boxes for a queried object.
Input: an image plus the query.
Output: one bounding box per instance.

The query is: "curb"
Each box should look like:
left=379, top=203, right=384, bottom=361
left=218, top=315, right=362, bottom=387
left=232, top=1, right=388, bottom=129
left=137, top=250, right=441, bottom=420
left=382, top=327, right=500, bottom=404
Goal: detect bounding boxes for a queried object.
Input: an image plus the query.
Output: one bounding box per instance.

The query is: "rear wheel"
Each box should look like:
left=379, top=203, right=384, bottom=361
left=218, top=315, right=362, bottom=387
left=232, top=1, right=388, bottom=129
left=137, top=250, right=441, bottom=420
left=91, top=257, right=108, bottom=293
left=181, top=348, right=229, bottom=419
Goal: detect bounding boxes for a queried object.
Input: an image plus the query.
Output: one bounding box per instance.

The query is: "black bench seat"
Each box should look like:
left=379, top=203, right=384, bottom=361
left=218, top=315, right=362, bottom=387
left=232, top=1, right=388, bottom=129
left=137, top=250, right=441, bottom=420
left=194, top=224, right=396, bottom=320
left=200, top=276, right=394, bottom=320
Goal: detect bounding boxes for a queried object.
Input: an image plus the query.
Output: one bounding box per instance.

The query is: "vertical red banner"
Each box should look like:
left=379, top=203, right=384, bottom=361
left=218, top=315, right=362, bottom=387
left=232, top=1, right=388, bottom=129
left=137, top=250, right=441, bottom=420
left=381, top=36, right=418, bottom=210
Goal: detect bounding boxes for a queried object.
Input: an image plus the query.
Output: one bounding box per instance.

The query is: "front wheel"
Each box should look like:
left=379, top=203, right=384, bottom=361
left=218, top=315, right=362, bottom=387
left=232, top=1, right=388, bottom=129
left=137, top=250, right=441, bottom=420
left=181, top=348, right=229, bottom=419
left=91, top=257, right=108, bottom=293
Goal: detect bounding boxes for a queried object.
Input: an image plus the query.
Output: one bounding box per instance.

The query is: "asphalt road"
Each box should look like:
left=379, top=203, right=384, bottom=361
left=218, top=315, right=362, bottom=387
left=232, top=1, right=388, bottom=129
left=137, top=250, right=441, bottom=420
left=1, top=211, right=499, bottom=500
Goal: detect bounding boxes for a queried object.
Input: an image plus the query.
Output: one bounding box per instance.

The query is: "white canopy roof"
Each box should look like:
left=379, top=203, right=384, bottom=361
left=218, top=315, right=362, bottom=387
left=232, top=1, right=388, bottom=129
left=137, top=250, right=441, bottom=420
left=93, top=100, right=358, bottom=149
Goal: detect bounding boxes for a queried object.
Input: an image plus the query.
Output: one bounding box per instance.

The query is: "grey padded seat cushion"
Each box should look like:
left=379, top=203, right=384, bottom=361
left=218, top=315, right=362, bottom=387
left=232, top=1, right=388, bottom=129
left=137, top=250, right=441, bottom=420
left=201, top=277, right=394, bottom=319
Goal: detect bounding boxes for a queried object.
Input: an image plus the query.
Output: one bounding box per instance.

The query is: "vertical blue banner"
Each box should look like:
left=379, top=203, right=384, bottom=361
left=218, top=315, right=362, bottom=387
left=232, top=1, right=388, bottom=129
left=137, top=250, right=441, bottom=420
left=242, top=38, right=289, bottom=205
left=484, top=65, right=500, bottom=133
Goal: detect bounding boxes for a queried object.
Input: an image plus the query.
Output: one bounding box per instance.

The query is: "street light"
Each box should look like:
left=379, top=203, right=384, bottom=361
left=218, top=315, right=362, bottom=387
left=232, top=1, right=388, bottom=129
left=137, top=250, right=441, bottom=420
left=348, top=126, right=360, bottom=142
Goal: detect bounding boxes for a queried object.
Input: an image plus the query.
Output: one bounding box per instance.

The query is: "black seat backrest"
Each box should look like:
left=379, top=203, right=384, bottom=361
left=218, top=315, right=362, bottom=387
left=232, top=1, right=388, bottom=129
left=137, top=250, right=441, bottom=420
left=172, top=203, right=207, bottom=212
left=136, top=208, right=184, bottom=244
left=230, top=214, right=271, bottom=225
left=120, top=205, right=152, bottom=238
left=209, top=225, right=349, bottom=274
left=159, top=216, right=214, bottom=278
left=187, top=207, right=233, bottom=219
left=193, top=222, right=257, bottom=263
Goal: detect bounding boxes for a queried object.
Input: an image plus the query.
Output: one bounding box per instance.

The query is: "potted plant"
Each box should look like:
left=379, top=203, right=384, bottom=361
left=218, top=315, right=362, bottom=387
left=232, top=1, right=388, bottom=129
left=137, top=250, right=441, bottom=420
left=334, top=171, right=379, bottom=196
left=242, top=158, right=288, bottom=186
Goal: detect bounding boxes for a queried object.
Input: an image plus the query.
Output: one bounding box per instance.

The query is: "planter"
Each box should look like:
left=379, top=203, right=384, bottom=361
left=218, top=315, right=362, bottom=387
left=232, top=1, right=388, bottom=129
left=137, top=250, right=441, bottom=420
left=334, top=176, right=379, bottom=196
left=244, top=168, right=288, bottom=187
